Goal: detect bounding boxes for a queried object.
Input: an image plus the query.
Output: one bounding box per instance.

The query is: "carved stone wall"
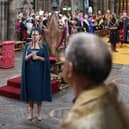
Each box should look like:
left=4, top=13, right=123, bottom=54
left=0, top=0, right=8, bottom=41
left=88, top=0, right=114, bottom=14
left=0, top=0, right=16, bottom=41
left=8, top=0, right=16, bottom=40
left=16, top=0, right=33, bottom=12
left=0, top=0, right=34, bottom=41
left=35, top=0, right=51, bottom=11
left=116, top=0, right=129, bottom=15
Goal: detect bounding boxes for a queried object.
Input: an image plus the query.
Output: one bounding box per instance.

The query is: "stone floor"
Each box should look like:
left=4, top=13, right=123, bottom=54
left=0, top=51, right=129, bottom=129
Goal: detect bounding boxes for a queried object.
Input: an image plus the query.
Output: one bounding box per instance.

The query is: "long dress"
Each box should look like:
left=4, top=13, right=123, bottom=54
left=26, top=48, right=45, bottom=101
left=21, top=43, right=52, bottom=102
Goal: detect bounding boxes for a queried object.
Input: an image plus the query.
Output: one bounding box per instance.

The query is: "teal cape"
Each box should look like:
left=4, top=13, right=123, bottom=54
left=20, top=42, right=52, bottom=102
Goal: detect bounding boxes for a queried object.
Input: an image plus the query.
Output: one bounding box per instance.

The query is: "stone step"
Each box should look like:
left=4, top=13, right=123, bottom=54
left=0, top=85, right=20, bottom=100
left=0, top=77, right=60, bottom=100
left=7, top=77, right=21, bottom=88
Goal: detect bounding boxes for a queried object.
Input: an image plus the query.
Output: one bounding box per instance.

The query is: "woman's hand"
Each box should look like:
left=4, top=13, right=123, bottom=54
left=32, top=53, right=45, bottom=61
left=25, top=53, right=33, bottom=61
left=32, top=53, right=38, bottom=60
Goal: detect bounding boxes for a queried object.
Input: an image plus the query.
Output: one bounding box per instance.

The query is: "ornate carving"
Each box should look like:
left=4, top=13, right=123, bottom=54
left=44, top=14, right=64, bottom=56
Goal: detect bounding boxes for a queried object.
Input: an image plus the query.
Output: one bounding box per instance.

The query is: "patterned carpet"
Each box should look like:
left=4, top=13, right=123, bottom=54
left=102, top=37, right=129, bottom=65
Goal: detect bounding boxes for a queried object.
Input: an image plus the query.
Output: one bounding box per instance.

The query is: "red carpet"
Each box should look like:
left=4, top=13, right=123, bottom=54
left=0, top=76, right=60, bottom=100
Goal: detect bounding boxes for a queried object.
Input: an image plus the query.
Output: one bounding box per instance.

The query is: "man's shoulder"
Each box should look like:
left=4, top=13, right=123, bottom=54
left=60, top=105, right=124, bottom=129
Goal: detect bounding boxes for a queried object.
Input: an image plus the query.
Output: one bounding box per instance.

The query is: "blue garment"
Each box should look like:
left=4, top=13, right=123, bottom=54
left=34, top=25, right=42, bottom=34
left=88, top=19, right=94, bottom=33
left=21, top=43, right=52, bottom=102
left=123, top=17, right=129, bottom=43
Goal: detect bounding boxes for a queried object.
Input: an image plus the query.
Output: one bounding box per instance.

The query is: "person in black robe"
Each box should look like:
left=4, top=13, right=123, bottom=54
left=109, top=14, right=119, bottom=52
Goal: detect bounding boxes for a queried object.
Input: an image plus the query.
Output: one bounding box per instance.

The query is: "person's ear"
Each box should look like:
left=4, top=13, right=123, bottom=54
left=67, top=62, right=73, bottom=79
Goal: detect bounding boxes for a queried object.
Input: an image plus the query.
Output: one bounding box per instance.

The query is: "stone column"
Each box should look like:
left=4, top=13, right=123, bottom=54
left=111, top=0, right=115, bottom=13
left=34, top=0, right=38, bottom=11
left=59, top=0, right=63, bottom=11
left=8, top=0, right=16, bottom=40
left=37, top=0, right=51, bottom=12
left=93, top=0, right=98, bottom=13
left=103, top=0, right=108, bottom=13
left=71, top=0, right=75, bottom=12
left=0, top=0, right=8, bottom=41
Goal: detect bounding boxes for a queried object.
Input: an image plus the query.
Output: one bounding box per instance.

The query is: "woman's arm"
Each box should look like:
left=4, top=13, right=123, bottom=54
left=32, top=53, right=45, bottom=61
left=25, top=53, right=33, bottom=61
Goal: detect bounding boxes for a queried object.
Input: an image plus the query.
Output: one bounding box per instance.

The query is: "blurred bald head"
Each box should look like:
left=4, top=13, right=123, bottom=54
left=65, top=32, right=112, bottom=84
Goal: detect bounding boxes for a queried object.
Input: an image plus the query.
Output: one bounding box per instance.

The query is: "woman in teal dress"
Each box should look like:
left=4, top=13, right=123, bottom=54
left=21, top=28, right=52, bottom=121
